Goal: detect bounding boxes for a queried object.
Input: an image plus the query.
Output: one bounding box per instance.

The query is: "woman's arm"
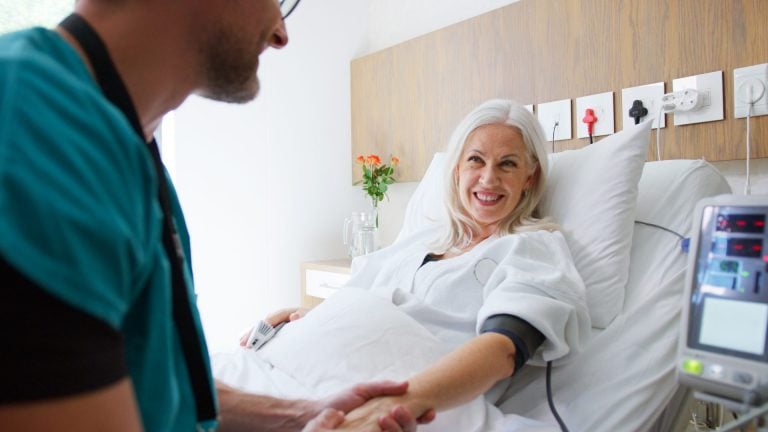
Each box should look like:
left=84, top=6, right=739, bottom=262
left=340, top=332, right=516, bottom=427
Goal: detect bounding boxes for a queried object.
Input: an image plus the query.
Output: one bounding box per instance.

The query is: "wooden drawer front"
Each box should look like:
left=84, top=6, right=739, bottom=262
left=305, top=269, right=351, bottom=299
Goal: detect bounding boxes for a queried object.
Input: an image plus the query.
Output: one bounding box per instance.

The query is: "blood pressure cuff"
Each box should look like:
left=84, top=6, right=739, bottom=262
left=480, top=314, right=545, bottom=373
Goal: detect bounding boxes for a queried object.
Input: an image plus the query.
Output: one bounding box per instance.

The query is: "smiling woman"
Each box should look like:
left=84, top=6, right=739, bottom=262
left=0, top=0, right=74, bottom=33
left=456, top=124, right=536, bottom=241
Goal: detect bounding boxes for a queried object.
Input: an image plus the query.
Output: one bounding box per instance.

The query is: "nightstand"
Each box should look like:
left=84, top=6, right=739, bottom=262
left=300, top=259, right=352, bottom=308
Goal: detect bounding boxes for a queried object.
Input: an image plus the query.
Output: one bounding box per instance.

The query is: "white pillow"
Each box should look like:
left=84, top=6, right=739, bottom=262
left=395, top=153, right=448, bottom=243
left=540, top=120, right=652, bottom=327
left=397, top=119, right=653, bottom=328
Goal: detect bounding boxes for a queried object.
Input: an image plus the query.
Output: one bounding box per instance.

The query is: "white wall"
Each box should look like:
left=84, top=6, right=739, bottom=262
left=364, top=0, right=520, bottom=55
left=174, top=0, right=368, bottom=354
left=0, top=0, right=73, bottom=33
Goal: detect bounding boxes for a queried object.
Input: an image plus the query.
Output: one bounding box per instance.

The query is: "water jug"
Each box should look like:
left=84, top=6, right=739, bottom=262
left=343, top=211, right=377, bottom=257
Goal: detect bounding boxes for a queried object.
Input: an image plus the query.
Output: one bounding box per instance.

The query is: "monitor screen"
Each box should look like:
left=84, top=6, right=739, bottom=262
left=700, top=297, right=768, bottom=356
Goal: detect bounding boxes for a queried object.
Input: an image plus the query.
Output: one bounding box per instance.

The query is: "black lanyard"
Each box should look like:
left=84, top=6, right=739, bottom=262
left=59, top=14, right=217, bottom=425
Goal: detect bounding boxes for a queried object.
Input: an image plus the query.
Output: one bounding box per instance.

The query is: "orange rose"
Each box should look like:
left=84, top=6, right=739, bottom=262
left=367, top=155, right=382, bottom=166
left=356, top=155, right=365, bottom=164
left=391, top=156, right=399, bottom=166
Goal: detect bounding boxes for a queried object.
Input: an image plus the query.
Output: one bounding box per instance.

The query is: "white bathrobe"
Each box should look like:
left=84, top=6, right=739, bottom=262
left=347, top=225, right=591, bottom=364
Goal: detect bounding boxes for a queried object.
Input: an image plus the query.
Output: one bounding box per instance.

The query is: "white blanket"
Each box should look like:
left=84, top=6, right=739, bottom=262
left=213, top=287, right=557, bottom=431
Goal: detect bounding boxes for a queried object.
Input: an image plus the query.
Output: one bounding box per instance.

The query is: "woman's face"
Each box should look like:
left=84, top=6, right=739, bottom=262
left=456, top=124, right=536, bottom=237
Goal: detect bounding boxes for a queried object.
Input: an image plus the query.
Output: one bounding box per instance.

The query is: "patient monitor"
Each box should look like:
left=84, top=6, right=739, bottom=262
left=679, top=194, right=768, bottom=406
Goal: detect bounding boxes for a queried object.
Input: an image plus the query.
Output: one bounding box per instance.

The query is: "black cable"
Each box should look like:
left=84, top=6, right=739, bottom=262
left=546, top=361, right=569, bottom=432
left=588, top=134, right=593, bottom=145
left=634, top=221, right=685, bottom=240
left=634, top=221, right=690, bottom=252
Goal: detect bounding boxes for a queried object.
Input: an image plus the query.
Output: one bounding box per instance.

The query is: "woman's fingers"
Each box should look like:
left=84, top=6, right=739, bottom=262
left=266, top=306, right=308, bottom=326
left=265, top=308, right=295, bottom=326
left=289, top=307, right=309, bottom=321
left=238, top=332, right=248, bottom=346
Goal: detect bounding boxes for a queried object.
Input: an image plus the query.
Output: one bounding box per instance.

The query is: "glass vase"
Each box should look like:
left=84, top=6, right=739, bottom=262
left=370, top=198, right=380, bottom=229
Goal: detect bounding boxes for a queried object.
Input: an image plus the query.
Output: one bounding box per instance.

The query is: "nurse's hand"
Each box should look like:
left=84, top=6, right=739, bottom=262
left=301, top=408, right=345, bottom=431
left=303, top=381, right=435, bottom=432
left=302, top=407, right=428, bottom=432
left=238, top=307, right=309, bottom=347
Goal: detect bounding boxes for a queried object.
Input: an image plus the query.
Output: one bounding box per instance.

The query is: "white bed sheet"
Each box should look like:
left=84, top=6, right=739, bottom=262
left=212, top=159, right=731, bottom=432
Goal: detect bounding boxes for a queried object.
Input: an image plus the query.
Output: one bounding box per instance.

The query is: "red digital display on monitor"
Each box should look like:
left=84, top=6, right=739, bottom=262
left=717, top=214, right=767, bottom=234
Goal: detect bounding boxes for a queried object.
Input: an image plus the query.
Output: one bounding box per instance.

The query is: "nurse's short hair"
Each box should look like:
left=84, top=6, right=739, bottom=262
left=434, top=99, right=557, bottom=253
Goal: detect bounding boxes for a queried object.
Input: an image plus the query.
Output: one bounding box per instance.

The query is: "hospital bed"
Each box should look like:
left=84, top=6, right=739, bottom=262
left=213, top=123, right=732, bottom=431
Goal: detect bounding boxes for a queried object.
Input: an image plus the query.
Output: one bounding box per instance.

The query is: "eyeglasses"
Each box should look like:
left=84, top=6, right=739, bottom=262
left=280, top=0, right=301, bottom=19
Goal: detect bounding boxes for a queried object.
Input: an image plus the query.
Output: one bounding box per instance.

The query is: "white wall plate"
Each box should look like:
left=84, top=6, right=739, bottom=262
left=575, top=91, right=614, bottom=139
left=672, top=71, right=724, bottom=126
left=537, top=99, right=572, bottom=141
left=524, top=104, right=534, bottom=114
left=734, top=63, right=768, bottom=119
left=621, top=82, right=665, bottom=130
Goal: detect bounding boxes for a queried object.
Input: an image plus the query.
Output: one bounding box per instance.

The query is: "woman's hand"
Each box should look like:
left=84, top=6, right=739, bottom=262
left=265, top=306, right=309, bottom=326
left=339, top=394, right=433, bottom=431
left=304, top=381, right=434, bottom=432
left=238, top=306, right=309, bottom=347
left=302, top=405, right=429, bottom=432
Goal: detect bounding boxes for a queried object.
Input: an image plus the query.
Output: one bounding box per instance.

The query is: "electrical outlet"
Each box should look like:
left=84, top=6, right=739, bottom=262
left=575, top=91, right=614, bottom=139
left=537, top=99, right=572, bottom=141
left=621, top=82, right=665, bottom=130
left=672, top=71, right=724, bottom=126
left=734, top=63, right=768, bottom=118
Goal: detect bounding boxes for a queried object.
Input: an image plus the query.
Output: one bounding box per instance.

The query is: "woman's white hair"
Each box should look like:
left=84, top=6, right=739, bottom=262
left=433, top=99, right=557, bottom=254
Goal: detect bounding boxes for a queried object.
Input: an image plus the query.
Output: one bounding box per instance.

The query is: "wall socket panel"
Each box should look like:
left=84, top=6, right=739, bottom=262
left=621, top=82, right=665, bottom=130
left=575, top=91, right=614, bottom=138
left=734, top=63, right=768, bottom=118
left=537, top=99, right=572, bottom=141
left=672, top=70, right=724, bottom=126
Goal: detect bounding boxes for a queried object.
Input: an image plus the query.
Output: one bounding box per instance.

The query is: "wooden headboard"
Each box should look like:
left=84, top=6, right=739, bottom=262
left=351, top=0, right=768, bottom=182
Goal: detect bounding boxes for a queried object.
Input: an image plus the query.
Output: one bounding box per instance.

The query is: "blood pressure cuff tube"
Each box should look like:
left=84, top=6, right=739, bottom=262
left=480, top=314, right=545, bottom=373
